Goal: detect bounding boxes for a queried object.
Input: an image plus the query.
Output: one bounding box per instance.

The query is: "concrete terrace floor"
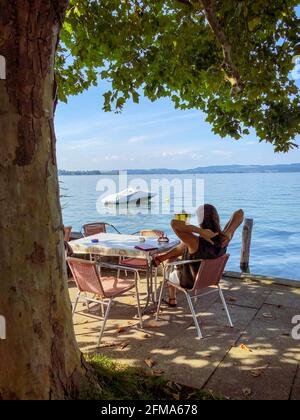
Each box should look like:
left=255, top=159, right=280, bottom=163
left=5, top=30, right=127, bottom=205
left=69, top=273, right=300, bottom=400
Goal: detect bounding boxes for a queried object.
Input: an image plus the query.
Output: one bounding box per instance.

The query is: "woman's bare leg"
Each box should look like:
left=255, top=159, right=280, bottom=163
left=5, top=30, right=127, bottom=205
left=154, top=243, right=185, bottom=265
left=168, top=284, right=177, bottom=302
left=222, top=209, right=244, bottom=247
left=154, top=245, right=184, bottom=305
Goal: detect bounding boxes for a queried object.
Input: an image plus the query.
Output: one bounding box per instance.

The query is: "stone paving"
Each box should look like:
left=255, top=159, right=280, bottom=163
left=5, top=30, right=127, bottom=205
left=69, top=273, right=300, bottom=400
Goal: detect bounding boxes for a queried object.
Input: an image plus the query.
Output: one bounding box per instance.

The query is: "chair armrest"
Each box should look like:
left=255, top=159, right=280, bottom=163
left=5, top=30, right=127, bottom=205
left=165, top=259, right=203, bottom=268
left=99, top=262, right=139, bottom=273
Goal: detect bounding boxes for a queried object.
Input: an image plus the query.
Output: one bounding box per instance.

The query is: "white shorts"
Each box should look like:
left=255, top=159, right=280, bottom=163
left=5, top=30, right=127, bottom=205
left=168, top=270, right=181, bottom=286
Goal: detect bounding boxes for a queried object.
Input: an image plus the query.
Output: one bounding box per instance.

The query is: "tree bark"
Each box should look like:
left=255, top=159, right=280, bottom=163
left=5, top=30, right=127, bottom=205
left=176, top=0, right=244, bottom=95
left=0, top=0, right=99, bottom=400
left=200, top=0, right=244, bottom=95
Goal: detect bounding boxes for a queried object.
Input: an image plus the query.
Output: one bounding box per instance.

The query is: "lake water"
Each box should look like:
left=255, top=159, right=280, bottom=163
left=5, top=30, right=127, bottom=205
left=60, top=173, right=300, bottom=281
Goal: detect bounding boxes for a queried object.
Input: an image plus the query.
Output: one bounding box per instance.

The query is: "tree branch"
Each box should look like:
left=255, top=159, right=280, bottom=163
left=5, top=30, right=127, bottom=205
left=176, top=0, right=193, bottom=6
left=200, top=0, right=244, bottom=95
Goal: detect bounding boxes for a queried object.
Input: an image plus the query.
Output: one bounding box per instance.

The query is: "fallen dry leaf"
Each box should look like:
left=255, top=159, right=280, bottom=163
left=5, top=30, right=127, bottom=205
left=250, top=365, right=269, bottom=378
left=99, top=342, right=117, bottom=349
left=250, top=370, right=262, bottom=378
left=152, top=369, right=165, bottom=377
left=146, top=320, right=160, bottom=328
left=144, top=358, right=156, bottom=368
left=228, top=296, right=237, bottom=302
left=119, top=342, right=129, bottom=350
left=242, top=388, right=252, bottom=397
left=263, top=312, right=273, bottom=319
left=116, top=327, right=126, bottom=334
left=240, top=344, right=253, bottom=353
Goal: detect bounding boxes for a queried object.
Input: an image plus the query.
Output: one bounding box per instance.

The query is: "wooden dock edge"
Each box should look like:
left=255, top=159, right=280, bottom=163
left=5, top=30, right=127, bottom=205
left=223, top=271, right=300, bottom=289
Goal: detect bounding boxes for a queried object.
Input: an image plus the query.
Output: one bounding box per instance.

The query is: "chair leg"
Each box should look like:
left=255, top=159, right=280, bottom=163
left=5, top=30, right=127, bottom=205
left=117, top=257, right=122, bottom=279
left=100, top=303, right=105, bottom=318
left=154, top=268, right=158, bottom=302
left=218, top=286, right=234, bottom=328
left=97, top=299, right=113, bottom=347
left=156, top=276, right=167, bottom=321
left=135, top=278, right=143, bottom=328
left=84, top=292, right=90, bottom=312
left=72, top=292, right=80, bottom=315
left=186, top=293, right=203, bottom=339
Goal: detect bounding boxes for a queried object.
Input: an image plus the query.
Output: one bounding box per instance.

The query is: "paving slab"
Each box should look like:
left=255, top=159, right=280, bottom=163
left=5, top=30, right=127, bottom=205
left=225, top=280, right=271, bottom=309
left=70, top=273, right=300, bottom=400
left=205, top=304, right=300, bottom=400
left=291, top=367, right=300, bottom=400
left=205, top=345, right=298, bottom=400
left=265, top=287, right=300, bottom=310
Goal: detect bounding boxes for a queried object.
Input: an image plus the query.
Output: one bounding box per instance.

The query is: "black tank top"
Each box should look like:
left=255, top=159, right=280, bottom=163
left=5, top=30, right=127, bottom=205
left=178, top=236, right=226, bottom=290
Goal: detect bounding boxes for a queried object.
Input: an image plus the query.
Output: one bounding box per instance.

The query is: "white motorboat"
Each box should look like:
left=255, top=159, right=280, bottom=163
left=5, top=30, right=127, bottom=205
left=102, top=188, right=156, bottom=205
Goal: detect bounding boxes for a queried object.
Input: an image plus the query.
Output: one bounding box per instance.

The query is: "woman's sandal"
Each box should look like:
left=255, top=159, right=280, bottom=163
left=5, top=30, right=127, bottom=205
left=162, top=297, right=177, bottom=308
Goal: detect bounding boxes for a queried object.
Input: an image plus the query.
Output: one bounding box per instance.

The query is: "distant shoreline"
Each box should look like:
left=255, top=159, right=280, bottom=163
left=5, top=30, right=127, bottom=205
left=59, top=163, right=300, bottom=176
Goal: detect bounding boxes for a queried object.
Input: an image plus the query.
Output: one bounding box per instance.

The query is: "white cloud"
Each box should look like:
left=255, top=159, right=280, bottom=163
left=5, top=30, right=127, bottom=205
left=212, top=150, right=233, bottom=158
left=56, top=110, right=199, bottom=140
left=112, top=112, right=201, bottom=132
left=128, top=136, right=148, bottom=143
left=161, top=150, right=203, bottom=161
left=104, top=155, right=136, bottom=161
left=60, top=137, right=106, bottom=151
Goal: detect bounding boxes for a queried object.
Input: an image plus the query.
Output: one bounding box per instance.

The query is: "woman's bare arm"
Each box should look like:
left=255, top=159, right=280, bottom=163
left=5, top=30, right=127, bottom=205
left=170, top=219, right=218, bottom=254
left=222, top=209, right=245, bottom=247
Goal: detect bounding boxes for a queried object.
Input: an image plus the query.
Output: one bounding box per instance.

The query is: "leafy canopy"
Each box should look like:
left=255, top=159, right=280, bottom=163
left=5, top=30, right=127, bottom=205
left=56, top=0, right=300, bottom=152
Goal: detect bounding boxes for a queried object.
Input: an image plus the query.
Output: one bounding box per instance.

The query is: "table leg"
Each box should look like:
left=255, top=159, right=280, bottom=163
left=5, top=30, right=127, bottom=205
left=141, top=264, right=151, bottom=314
left=149, top=262, right=156, bottom=304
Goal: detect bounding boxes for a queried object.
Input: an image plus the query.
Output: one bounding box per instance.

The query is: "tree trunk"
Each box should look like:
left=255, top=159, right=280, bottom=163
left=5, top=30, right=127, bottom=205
left=0, top=0, right=99, bottom=399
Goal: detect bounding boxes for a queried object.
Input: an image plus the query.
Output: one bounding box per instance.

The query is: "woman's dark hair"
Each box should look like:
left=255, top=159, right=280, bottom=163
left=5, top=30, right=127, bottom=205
left=200, top=204, right=223, bottom=245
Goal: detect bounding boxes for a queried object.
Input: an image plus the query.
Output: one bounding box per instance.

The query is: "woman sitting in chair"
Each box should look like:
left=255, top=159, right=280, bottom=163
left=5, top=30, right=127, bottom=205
left=154, top=205, right=244, bottom=307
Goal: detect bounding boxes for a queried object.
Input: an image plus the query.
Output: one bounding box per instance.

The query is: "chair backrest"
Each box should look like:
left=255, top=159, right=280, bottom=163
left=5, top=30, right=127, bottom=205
left=193, top=254, right=230, bottom=291
left=140, top=229, right=164, bottom=238
left=82, top=222, right=107, bottom=237
left=67, top=258, right=105, bottom=297
left=64, top=226, right=72, bottom=242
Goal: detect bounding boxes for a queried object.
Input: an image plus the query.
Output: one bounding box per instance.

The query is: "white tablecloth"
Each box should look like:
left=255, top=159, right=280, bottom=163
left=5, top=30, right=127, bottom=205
left=68, top=233, right=180, bottom=260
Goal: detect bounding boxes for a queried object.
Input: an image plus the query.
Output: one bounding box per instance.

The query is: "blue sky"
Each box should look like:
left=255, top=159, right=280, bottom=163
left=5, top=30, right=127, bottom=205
left=56, top=78, right=300, bottom=171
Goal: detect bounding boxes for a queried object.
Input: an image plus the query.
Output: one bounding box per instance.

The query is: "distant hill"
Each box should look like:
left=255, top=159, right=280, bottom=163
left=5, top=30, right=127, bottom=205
left=59, top=163, right=300, bottom=176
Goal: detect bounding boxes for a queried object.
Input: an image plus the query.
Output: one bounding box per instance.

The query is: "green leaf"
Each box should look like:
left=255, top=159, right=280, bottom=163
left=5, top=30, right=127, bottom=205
left=55, top=0, right=300, bottom=152
left=248, top=16, right=262, bottom=32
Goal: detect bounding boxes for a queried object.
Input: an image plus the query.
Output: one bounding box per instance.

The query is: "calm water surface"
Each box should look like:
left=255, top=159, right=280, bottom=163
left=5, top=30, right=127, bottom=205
left=60, top=173, right=300, bottom=281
